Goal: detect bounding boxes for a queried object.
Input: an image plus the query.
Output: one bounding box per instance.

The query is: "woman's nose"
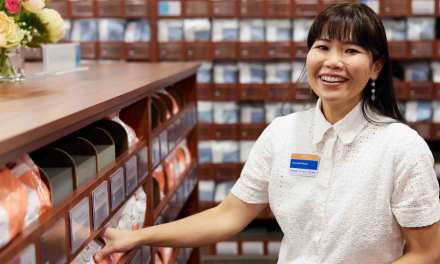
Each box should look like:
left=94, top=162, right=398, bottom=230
left=323, top=51, right=344, bottom=69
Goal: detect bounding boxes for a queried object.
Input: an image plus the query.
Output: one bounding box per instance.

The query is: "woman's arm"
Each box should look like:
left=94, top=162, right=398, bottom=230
left=94, top=193, right=266, bottom=262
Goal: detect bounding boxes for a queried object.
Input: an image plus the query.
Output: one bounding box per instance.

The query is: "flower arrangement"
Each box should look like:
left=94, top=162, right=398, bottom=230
left=0, top=0, right=65, bottom=80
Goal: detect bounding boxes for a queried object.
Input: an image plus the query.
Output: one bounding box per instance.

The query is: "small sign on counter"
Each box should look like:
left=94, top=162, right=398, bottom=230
left=69, top=198, right=91, bottom=254
left=92, top=181, right=109, bottom=230
left=110, top=168, right=125, bottom=211
left=40, top=43, right=89, bottom=75
left=125, top=156, right=138, bottom=196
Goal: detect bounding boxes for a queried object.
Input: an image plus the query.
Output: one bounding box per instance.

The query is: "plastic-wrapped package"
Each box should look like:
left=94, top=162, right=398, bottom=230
left=292, top=102, right=313, bottom=113
left=174, top=147, right=187, bottom=173
left=240, top=19, right=265, bottom=42
left=214, top=63, right=238, bottom=83
left=199, top=180, right=215, bottom=201
left=177, top=139, right=192, bottom=165
left=265, top=62, right=291, bottom=83
left=7, top=154, right=51, bottom=227
left=197, top=61, right=213, bottom=83
left=266, top=19, right=291, bottom=42
left=98, top=19, right=126, bottom=41
left=153, top=165, right=166, bottom=200
left=265, top=102, right=292, bottom=123
left=240, top=103, right=265, bottom=123
left=60, top=19, right=72, bottom=42
left=158, top=19, right=184, bottom=42
left=71, top=19, right=99, bottom=42
left=214, top=181, right=236, bottom=202
left=134, top=187, right=147, bottom=229
left=403, top=62, right=430, bottom=81
left=213, top=102, right=239, bottom=124
left=405, top=101, right=433, bottom=122
left=406, top=17, right=435, bottom=40
left=125, top=20, right=151, bottom=42
left=431, top=62, right=440, bottom=83
left=382, top=19, right=406, bottom=41
left=410, top=0, right=435, bottom=15
left=105, top=111, right=139, bottom=147
left=292, top=19, right=314, bottom=41
left=198, top=141, right=213, bottom=163
left=212, top=19, right=239, bottom=42
left=71, top=237, right=114, bottom=264
left=198, top=101, right=213, bottom=123
left=359, top=0, right=379, bottom=13
left=163, top=154, right=179, bottom=189
left=212, top=141, right=239, bottom=163
left=240, top=141, right=256, bottom=163
left=157, top=89, right=179, bottom=115
left=0, top=167, right=28, bottom=249
left=238, top=62, right=264, bottom=84
left=292, top=61, right=306, bottom=83
left=184, top=19, right=211, bottom=41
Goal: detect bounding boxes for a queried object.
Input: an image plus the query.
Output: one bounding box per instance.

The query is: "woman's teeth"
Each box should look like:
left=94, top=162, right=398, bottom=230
left=320, top=76, right=347, bottom=83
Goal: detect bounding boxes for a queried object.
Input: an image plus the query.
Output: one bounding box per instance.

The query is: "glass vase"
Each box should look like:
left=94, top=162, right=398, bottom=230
left=0, top=47, right=25, bottom=82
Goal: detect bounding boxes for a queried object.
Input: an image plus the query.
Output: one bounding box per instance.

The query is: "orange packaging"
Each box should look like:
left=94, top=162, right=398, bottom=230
left=104, top=111, right=139, bottom=147
left=174, top=148, right=187, bottom=174
left=157, top=90, right=179, bottom=115
left=163, top=156, right=177, bottom=189
left=0, top=167, right=28, bottom=249
left=7, top=154, right=51, bottom=227
left=178, top=140, right=192, bottom=165
left=153, top=165, right=166, bottom=200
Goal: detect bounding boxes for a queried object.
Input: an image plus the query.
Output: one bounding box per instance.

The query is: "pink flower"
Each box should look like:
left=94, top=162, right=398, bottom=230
left=5, top=0, right=21, bottom=14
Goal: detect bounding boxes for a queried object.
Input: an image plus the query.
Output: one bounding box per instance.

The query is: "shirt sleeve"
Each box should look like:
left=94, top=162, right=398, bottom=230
left=391, top=131, right=440, bottom=228
left=230, top=119, right=276, bottom=204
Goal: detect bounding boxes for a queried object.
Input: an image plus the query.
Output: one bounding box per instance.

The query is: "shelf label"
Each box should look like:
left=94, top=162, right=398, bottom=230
left=160, top=131, right=168, bottom=159
left=152, top=138, right=160, bottom=168
left=131, top=249, right=142, bottom=264
left=9, top=244, right=36, bottom=264
left=92, top=181, right=109, bottom=230
left=40, top=219, right=67, bottom=264
left=110, top=168, right=125, bottom=211
left=125, top=156, right=138, bottom=196
left=69, top=197, right=91, bottom=254
left=138, top=147, right=149, bottom=182
left=167, top=124, right=175, bottom=151
left=141, top=246, right=152, bottom=264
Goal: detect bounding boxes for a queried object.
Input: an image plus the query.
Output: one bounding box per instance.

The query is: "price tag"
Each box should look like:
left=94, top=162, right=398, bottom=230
left=69, top=198, right=91, bottom=254
left=160, top=131, right=168, bottom=159
left=174, top=119, right=181, bottom=142
left=125, top=156, right=138, bottom=196
left=40, top=219, right=67, bottom=264
left=92, top=181, right=109, bottom=230
left=152, top=138, right=160, bottom=168
left=141, top=246, right=152, bottom=264
left=131, top=249, right=142, bottom=264
left=138, top=147, right=149, bottom=182
left=110, top=168, right=125, bottom=211
left=9, top=244, right=36, bottom=264
left=167, top=124, right=175, bottom=151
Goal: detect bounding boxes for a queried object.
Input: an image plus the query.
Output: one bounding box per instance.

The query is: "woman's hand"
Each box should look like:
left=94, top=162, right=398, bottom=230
left=94, top=227, right=140, bottom=262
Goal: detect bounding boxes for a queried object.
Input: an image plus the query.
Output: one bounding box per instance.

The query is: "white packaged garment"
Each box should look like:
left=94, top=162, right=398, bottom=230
left=405, top=101, right=433, bottom=122
left=125, top=20, right=151, bottom=42
left=109, top=195, right=139, bottom=231
left=197, top=61, right=213, bottom=83
left=214, top=181, right=236, bottom=202
left=406, top=17, right=435, bottom=40
left=432, top=101, right=440, bottom=123
left=411, top=0, right=435, bottom=15
left=382, top=19, right=406, bottom=41
left=71, top=237, right=114, bottom=264
left=238, top=62, right=264, bottom=84
left=265, top=102, right=292, bottom=123
left=134, top=187, right=147, bottom=229
left=98, top=19, right=126, bottom=41
left=240, top=141, right=256, bottom=163
left=361, top=0, right=379, bottom=14
left=212, top=141, right=239, bottom=163
left=292, top=61, right=307, bottom=83
left=212, top=19, right=239, bottom=42
left=71, top=19, right=99, bottom=42
left=265, top=62, right=291, bottom=83
left=292, top=19, right=314, bottom=41
left=240, top=103, right=265, bottom=123
left=431, top=62, right=440, bottom=83
left=60, top=19, right=72, bottom=42
left=184, top=19, right=211, bottom=41
left=214, top=63, right=238, bottom=83
left=198, top=180, right=215, bottom=201
left=198, top=101, right=213, bottom=123
left=213, top=102, right=239, bottom=124
left=240, top=19, right=265, bottom=42
left=403, top=62, right=430, bottom=81
left=198, top=141, right=213, bottom=163
left=266, top=19, right=291, bottom=42
left=292, top=102, right=313, bottom=113
left=158, top=19, right=184, bottom=42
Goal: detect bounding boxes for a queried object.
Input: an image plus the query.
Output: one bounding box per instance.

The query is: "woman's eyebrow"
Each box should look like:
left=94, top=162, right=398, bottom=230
left=317, top=38, right=357, bottom=45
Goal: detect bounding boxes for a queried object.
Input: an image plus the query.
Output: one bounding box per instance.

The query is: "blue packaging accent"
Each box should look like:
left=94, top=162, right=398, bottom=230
left=158, top=2, right=170, bottom=15
left=106, top=20, right=125, bottom=41
left=223, top=28, right=239, bottom=41
left=416, top=101, right=433, bottom=121
left=250, top=68, right=264, bottom=83
left=276, top=28, right=291, bottom=41
left=75, top=44, right=80, bottom=67
left=224, top=109, right=238, bottom=123
left=199, top=189, right=214, bottom=201
left=168, top=27, right=183, bottom=41
left=420, top=25, right=435, bottom=40
left=80, top=20, right=99, bottom=41
left=250, top=26, right=265, bottom=41
left=198, top=110, right=213, bottom=123
left=195, top=30, right=211, bottom=41
left=197, top=69, right=212, bottom=83
left=223, top=150, right=240, bottom=162
left=198, top=148, right=212, bottom=163
left=223, top=70, right=237, bottom=83
left=135, top=20, right=151, bottom=42
left=251, top=112, right=264, bottom=123
left=412, top=68, right=429, bottom=81
left=275, top=70, right=290, bottom=83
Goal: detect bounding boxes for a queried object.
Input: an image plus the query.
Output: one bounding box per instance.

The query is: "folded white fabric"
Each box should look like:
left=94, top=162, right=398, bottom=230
left=213, top=102, right=239, bottom=123
left=238, top=62, right=264, bottom=84
left=184, top=19, right=211, bottom=41
left=292, top=19, right=314, bottom=41
left=265, top=102, right=292, bottom=123
left=158, top=19, right=184, bottom=42
left=431, top=62, right=440, bottom=83
left=432, top=101, right=440, bottom=123
left=382, top=19, right=406, bottom=41
left=403, top=62, right=430, bottom=81
left=240, top=141, right=256, bottom=162
left=212, top=19, right=239, bottom=42
left=240, top=103, right=265, bottom=123
left=292, top=61, right=306, bottom=82
left=266, top=62, right=291, bottom=83
left=98, top=19, right=126, bottom=41
left=406, top=17, right=435, bottom=40
left=240, top=19, right=265, bottom=42
left=198, top=180, right=215, bottom=201
left=410, top=0, right=435, bottom=15
left=266, top=19, right=291, bottom=42
left=197, top=61, right=213, bottom=83
left=125, top=20, right=150, bottom=42
left=214, top=63, right=238, bottom=83
left=212, top=141, right=240, bottom=163
left=405, top=101, right=433, bottom=122
left=197, top=101, right=213, bottom=123
left=71, top=19, right=99, bottom=42
left=198, top=141, right=213, bottom=163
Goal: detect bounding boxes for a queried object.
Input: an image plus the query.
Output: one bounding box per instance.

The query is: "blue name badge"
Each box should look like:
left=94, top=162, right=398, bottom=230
left=290, top=154, right=319, bottom=177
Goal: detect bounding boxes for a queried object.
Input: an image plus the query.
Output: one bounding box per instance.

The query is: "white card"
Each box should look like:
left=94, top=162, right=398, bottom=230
left=92, top=181, right=109, bottom=230
left=110, top=168, right=125, bottom=211
left=69, top=198, right=91, bottom=254
left=43, top=43, right=80, bottom=73
left=8, top=244, right=36, bottom=264
left=125, top=156, right=138, bottom=196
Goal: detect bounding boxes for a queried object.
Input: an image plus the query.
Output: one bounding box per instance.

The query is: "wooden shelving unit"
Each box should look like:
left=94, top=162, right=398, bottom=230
left=0, top=62, right=200, bottom=264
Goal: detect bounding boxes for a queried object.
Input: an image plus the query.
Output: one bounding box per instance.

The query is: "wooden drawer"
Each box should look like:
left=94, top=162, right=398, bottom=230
left=267, top=42, right=291, bottom=59
left=239, top=123, right=266, bottom=140
left=213, top=42, right=238, bottom=60
left=46, top=1, right=69, bottom=17
left=99, top=42, right=124, bottom=60
left=408, top=41, right=434, bottom=59
left=124, top=0, right=149, bottom=18
left=388, top=41, right=407, bottom=59
left=185, top=1, right=209, bottom=17
left=80, top=42, right=98, bottom=59
left=125, top=42, right=150, bottom=60
left=268, top=83, right=291, bottom=101
left=292, top=41, right=308, bottom=59
left=198, top=123, right=211, bottom=141
left=238, top=83, right=266, bottom=100
left=240, top=0, right=264, bottom=17
left=239, top=42, right=265, bottom=60
left=198, top=163, right=212, bottom=180
left=212, top=0, right=238, bottom=17
left=197, top=83, right=213, bottom=100
left=213, top=83, right=238, bottom=100
left=266, top=0, right=290, bottom=17
left=294, top=82, right=311, bottom=100
left=431, top=124, right=440, bottom=140
left=96, top=0, right=123, bottom=17
left=433, top=83, right=440, bottom=100
left=159, top=42, right=184, bottom=60
left=70, top=0, right=96, bottom=17
left=410, top=122, right=431, bottom=139
left=186, top=42, right=212, bottom=60
left=214, top=163, right=240, bottom=181
left=381, top=0, right=408, bottom=16
left=393, top=81, right=408, bottom=100
left=213, top=124, right=239, bottom=140
left=292, top=0, right=318, bottom=17
left=408, top=81, right=433, bottom=100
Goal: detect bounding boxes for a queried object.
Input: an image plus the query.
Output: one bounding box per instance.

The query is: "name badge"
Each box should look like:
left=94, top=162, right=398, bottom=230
left=289, top=154, right=319, bottom=176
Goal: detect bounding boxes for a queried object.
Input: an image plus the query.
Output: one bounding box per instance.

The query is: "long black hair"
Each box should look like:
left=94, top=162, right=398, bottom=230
left=287, top=2, right=406, bottom=124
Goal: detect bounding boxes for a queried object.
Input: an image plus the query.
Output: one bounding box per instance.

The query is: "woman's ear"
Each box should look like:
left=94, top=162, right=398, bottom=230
left=371, top=55, right=385, bottom=80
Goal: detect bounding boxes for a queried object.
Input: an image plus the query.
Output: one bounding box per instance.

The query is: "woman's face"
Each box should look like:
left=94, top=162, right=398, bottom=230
left=306, top=36, right=383, bottom=105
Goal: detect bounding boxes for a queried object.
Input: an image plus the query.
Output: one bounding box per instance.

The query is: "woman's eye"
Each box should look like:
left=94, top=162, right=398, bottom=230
left=346, top=49, right=359, bottom=54
left=317, top=45, right=328, bottom=51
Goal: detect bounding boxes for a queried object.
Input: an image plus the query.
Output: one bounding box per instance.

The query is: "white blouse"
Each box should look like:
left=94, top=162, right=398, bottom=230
left=231, top=98, right=440, bottom=263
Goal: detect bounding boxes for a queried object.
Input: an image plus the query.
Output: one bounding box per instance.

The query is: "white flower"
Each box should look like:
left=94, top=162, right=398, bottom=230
left=22, top=0, right=45, bottom=13
left=37, top=9, right=65, bottom=43
left=0, top=11, right=25, bottom=48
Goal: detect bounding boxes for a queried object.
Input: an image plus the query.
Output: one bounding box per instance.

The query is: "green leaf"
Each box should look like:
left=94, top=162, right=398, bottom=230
left=31, top=35, right=52, bottom=43
left=26, top=42, right=40, bottom=48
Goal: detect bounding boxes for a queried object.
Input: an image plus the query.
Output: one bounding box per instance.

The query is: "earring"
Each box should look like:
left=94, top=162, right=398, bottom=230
left=371, top=80, right=376, bottom=101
